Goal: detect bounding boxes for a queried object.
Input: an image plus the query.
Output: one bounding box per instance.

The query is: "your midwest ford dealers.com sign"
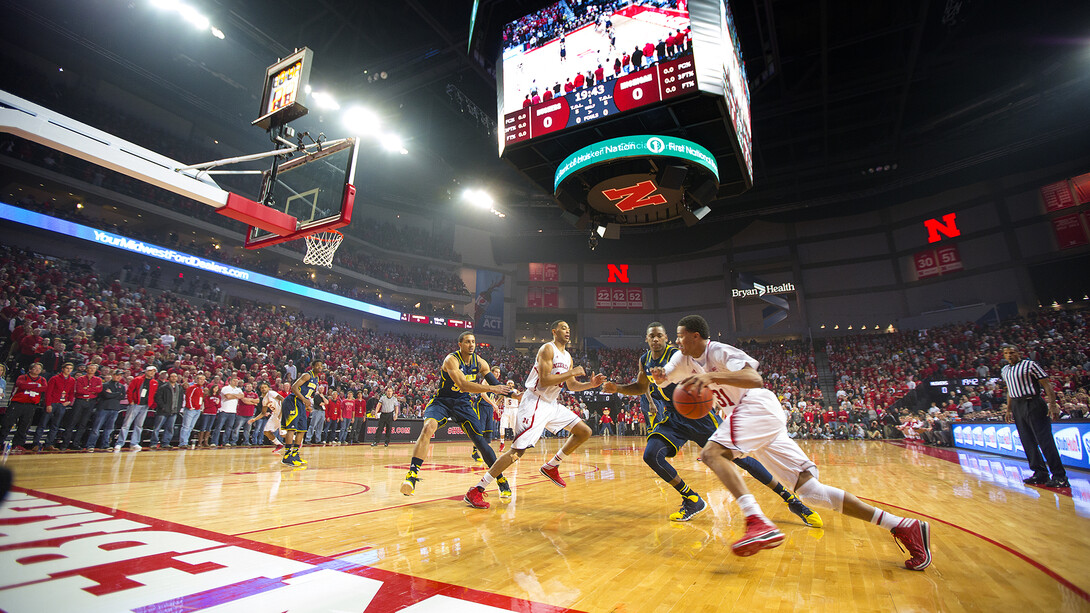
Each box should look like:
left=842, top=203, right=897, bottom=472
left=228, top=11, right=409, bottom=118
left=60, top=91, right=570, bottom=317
left=732, top=282, right=796, bottom=299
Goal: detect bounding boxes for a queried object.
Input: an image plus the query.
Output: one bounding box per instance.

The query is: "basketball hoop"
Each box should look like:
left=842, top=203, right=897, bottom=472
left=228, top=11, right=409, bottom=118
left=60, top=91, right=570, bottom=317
left=302, top=230, right=343, bottom=268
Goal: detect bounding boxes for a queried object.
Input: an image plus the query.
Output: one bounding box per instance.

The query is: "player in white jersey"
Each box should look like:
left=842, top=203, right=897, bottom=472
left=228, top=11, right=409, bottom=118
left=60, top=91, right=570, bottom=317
left=498, top=381, right=519, bottom=451
left=464, top=320, right=605, bottom=509
left=249, top=382, right=286, bottom=454
left=653, top=315, right=932, bottom=569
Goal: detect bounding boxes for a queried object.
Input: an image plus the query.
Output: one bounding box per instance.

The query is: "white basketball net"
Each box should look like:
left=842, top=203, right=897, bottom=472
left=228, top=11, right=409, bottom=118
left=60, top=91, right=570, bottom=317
left=302, top=230, right=343, bottom=268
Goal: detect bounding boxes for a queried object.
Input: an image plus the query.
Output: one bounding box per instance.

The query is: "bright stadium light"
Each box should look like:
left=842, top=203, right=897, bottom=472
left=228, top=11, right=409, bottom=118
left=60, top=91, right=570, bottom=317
left=310, top=91, right=340, bottom=111
left=210, top=26, right=225, bottom=39
left=380, top=133, right=403, bottom=152
left=178, top=5, right=210, bottom=30
left=342, top=107, right=381, bottom=136
left=462, top=188, right=493, bottom=209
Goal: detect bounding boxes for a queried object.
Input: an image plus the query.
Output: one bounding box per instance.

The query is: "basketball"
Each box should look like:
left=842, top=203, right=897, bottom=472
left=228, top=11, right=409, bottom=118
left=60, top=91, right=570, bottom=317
left=673, top=383, right=715, bottom=419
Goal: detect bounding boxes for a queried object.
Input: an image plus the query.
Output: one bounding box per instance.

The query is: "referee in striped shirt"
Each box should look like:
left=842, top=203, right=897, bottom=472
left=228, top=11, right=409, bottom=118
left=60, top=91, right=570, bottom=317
left=1000, top=345, right=1068, bottom=488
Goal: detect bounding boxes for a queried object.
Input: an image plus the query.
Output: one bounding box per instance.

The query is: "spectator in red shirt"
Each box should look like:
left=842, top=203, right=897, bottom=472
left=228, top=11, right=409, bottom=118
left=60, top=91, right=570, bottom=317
left=340, top=392, right=355, bottom=444
left=35, top=361, right=75, bottom=450
left=196, top=383, right=221, bottom=448
left=324, top=390, right=344, bottom=445
left=62, top=362, right=102, bottom=450
left=823, top=407, right=836, bottom=426
left=237, top=382, right=260, bottom=446
left=2, top=362, right=46, bottom=451
left=179, top=373, right=206, bottom=448
left=116, top=365, right=159, bottom=452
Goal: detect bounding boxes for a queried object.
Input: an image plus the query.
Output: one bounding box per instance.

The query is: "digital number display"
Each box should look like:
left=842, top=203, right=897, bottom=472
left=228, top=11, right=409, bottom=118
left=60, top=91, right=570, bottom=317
left=266, top=60, right=302, bottom=116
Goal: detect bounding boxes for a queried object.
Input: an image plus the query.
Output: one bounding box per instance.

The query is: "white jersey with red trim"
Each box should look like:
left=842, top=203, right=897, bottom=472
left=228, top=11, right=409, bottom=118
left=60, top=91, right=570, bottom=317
left=663, top=340, right=782, bottom=420
left=523, top=341, right=572, bottom=403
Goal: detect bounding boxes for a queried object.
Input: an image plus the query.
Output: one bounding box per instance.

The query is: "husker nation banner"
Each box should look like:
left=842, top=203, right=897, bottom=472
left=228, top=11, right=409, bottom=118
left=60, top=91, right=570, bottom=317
left=472, top=270, right=505, bottom=335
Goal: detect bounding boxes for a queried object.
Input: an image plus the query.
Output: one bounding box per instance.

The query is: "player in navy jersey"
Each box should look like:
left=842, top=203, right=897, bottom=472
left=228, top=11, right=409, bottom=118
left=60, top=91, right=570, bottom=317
left=401, top=332, right=513, bottom=498
left=471, top=365, right=506, bottom=465
left=281, top=361, right=324, bottom=467
left=604, top=322, right=822, bottom=526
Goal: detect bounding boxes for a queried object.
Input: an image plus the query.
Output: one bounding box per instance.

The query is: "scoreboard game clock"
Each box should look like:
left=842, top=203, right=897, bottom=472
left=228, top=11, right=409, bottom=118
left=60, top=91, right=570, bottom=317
left=496, top=0, right=752, bottom=235
left=253, top=47, right=314, bottom=131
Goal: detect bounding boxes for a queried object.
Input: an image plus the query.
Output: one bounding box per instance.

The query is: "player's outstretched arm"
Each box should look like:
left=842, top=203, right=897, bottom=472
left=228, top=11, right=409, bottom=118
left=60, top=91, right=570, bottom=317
left=603, top=370, right=650, bottom=396
left=445, top=355, right=511, bottom=395
left=568, top=372, right=607, bottom=392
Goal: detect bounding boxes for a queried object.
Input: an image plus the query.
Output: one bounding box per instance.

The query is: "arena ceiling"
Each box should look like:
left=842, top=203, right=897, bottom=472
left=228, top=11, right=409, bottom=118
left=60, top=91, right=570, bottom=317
left=3, top=0, right=1090, bottom=254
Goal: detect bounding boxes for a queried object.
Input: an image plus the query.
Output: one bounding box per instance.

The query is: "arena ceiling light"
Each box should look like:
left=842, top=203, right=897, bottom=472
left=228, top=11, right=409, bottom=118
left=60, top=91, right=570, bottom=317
left=309, top=91, right=340, bottom=111
left=342, top=107, right=381, bottom=137
left=150, top=0, right=223, bottom=38
left=380, top=133, right=407, bottom=154
left=462, top=188, right=493, bottom=209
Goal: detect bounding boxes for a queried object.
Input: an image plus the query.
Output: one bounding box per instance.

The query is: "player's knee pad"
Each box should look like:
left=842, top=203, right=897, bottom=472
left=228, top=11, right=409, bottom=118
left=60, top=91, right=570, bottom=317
left=796, top=479, right=845, bottom=513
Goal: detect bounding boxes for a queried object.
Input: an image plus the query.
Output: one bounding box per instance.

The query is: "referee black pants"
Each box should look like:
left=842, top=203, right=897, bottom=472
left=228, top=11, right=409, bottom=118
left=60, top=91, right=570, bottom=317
left=375, top=412, right=394, bottom=445
left=1011, top=397, right=1066, bottom=480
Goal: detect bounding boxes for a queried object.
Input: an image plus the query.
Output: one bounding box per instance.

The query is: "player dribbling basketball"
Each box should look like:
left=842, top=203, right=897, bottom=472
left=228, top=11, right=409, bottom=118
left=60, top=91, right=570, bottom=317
left=653, top=315, right=932, bottom=569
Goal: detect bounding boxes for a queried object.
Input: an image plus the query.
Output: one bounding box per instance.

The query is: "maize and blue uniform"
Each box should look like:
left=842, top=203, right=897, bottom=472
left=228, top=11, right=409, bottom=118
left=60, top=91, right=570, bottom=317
left=282, top=374, right=319, bottom=433
left=473, top=394, right=497, bottom=440
left=424, top=352, right=490, bottom=436
left=643, top=346, right=720, bottom=454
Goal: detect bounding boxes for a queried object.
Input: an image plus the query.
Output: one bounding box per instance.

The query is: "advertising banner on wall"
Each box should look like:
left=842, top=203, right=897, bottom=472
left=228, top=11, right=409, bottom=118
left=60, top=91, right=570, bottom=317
left=1052, top=213, right=1089, bottom=249
left=952, top=421, right=1090, bottom=472
left=1041, top=180, right=1076, bottom=212
left=733, top=273, right=792, bottom=328
left=472, top=270, right=505, bottom=335
left=528, top=286, right=543, bottom=308
left=595, top=287, right=642, bottom=309
left=529, top=263, right=543, bottom=281
left=913, top=245, right=963, bottom=280
left=543, top=286, right=559, bottom=308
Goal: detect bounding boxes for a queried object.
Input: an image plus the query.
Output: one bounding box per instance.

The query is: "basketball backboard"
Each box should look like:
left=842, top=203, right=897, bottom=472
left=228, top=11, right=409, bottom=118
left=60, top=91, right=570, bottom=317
left=244, top=136, right=359, bottom=249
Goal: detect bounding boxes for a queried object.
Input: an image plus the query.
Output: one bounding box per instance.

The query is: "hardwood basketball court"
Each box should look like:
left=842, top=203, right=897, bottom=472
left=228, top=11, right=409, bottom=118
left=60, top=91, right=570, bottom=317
left=3, top=437, right=1088, bottom=612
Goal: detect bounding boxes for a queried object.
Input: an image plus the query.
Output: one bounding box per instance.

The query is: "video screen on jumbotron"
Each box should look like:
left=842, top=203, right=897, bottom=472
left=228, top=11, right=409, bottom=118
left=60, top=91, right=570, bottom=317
left=499, top=0, right=696, bottom=146
left=498, top=0, right=752, bottom=182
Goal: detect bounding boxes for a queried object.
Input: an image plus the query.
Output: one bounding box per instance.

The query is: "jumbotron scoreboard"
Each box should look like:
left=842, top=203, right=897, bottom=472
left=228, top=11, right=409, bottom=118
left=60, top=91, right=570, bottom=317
left=496, top=0, right=752, bottom=235
left=502, top=54, right=699, bottom=144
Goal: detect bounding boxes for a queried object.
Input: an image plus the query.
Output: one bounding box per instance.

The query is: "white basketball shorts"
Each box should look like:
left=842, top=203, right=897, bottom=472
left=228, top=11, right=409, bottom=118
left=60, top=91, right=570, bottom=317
left=708, top=389, right=818, bottom=489
left=512, top=390, right=580, bottom=450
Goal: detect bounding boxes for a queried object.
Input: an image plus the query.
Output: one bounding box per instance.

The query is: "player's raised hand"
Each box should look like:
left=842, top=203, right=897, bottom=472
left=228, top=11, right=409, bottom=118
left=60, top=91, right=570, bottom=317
left=570, top=365, right=586, bottom=378
left=650, top=367, right=667, bottom=384
left=492, top=383, right=513, bottom=395
left=590, top=373, right=607, bottom=387
left=602, top=381, right=618, bottom=394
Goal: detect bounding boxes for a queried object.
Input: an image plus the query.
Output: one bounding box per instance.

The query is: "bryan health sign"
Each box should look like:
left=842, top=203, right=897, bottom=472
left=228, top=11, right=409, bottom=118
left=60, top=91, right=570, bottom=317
left=953, top=422, right=1090, bottom=471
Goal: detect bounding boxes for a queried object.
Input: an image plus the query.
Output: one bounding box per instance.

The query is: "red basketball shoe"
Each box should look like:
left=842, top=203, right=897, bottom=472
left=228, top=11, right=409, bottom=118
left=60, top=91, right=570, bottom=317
left=891, top=519, right=932, bottom=570
left=731, top=515, right=785, bottom=557
left=464, top=486, right=490, bottom=509
left=540, top=464, right=566, bottom=488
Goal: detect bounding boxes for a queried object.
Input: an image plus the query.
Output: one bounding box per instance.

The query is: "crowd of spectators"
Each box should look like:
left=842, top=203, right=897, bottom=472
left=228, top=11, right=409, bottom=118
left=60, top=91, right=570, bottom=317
left=0, top=246, right=479, bottom=451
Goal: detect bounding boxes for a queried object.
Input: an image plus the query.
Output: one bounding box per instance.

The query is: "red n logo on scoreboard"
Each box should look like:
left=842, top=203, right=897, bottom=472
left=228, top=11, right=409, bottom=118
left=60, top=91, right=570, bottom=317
left=924, top=213, right=961, bottom=243
left=602, top=180, right=668, bottom=212
left=607, top=264, right=629, bottom=283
